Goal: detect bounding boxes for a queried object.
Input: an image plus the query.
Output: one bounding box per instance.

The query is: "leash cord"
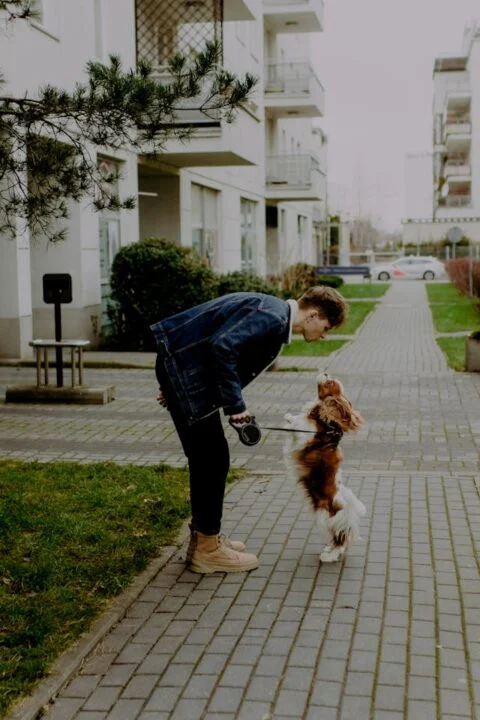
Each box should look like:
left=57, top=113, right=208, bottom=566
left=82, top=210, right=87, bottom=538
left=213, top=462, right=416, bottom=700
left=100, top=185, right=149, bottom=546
left=259, top=426, right=316, bottom=434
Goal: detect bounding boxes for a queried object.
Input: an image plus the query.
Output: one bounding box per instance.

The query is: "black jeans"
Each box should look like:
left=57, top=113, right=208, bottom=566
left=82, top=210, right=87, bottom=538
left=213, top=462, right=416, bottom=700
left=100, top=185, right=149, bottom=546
left=155, top=354, right=230, bottom=535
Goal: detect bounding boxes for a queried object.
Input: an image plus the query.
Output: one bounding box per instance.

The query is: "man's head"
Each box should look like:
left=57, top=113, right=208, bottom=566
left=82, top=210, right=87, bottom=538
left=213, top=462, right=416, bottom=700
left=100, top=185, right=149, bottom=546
left=294, top=285, right=348, bottom=342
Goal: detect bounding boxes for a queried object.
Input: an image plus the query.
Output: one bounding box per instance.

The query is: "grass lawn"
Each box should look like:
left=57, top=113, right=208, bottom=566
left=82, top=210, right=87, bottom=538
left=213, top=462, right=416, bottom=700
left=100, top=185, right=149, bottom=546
left=0, top=461, right=242, bottom=716
left=282, top=339, right=347, bottom=357
left=426, top=282, right=480, bottom=333
left=436, top=337, right=466, bottom=372
left=339, top=283, right=390, bottom=299
left=329, top=301, right=376, bottom=336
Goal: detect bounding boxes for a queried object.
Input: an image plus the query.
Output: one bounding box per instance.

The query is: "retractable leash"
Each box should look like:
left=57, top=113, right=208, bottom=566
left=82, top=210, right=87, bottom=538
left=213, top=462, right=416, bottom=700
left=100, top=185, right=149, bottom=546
left=228, top=416, right=317, bottom=447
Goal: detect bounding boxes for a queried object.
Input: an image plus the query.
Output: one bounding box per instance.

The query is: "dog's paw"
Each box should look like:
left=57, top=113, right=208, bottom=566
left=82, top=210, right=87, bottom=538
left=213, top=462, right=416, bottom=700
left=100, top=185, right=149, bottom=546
left=319, top=544, right=346, bottom=563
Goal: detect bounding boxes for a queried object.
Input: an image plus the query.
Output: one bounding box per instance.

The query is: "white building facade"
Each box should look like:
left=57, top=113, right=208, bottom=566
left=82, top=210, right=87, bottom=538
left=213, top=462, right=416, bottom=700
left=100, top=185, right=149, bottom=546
left=0, top=0, right=327, bottom=358
left=403, top=22, right=480, bottom=247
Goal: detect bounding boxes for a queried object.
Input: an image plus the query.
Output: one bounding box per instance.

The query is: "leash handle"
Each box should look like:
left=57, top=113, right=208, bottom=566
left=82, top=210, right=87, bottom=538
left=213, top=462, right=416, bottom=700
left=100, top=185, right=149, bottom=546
left=228, top=415, right=262, bottom=446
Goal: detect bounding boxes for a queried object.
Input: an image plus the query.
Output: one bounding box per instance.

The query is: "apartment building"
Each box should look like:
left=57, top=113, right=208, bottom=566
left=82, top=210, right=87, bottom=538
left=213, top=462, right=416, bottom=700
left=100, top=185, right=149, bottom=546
left=403, top=22, right=480, bottom=246
left=0, top=0, right=327, bottom=358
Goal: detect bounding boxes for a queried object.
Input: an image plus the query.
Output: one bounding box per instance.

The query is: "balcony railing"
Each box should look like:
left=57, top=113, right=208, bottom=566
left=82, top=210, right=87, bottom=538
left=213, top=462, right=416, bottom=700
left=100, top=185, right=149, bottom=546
left=446, top=81, right=471, bottom=93
left=267, top=153, right=321, bottom=187
left=439, top=195, right=472, bottom=208
left=265, top=62, right=323, bottom=95
left=444, top=120, right=472, bottom=139
left=444, top=158, right=471, bottom=177
left=445, top=115, right=471, bottom=125
left=136, top=0, right=223, bottom=70
left=444, top=154, right=470, bottom=164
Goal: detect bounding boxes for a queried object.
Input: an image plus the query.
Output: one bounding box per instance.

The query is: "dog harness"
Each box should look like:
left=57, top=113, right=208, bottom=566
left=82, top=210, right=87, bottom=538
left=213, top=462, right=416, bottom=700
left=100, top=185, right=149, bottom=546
left=314, top=420, right=344, bottom=449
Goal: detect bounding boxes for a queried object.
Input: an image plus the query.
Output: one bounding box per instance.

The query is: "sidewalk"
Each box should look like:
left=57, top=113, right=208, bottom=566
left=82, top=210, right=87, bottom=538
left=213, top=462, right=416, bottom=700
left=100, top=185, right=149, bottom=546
left=2, top=282, right=480, bottom=720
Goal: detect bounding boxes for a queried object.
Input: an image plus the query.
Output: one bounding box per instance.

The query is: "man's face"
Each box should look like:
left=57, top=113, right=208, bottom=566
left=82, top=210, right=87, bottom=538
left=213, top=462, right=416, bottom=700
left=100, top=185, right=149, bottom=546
left=303, top=311, right=331, bottom=342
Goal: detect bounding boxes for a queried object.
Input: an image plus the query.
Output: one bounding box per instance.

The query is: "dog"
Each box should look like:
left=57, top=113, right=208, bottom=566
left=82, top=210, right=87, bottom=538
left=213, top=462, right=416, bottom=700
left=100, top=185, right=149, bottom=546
left=284, top=372, right=366, bottom=562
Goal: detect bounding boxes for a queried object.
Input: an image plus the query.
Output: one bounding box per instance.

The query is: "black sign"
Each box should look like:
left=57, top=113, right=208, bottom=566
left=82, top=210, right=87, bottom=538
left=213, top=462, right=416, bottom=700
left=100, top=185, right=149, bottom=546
left=43, top=274, right=72, bottom=304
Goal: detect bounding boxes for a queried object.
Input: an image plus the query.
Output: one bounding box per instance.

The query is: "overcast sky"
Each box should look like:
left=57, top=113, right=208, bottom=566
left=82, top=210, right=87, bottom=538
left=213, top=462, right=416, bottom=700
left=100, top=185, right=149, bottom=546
left=313, top=0, right=479, bottom=231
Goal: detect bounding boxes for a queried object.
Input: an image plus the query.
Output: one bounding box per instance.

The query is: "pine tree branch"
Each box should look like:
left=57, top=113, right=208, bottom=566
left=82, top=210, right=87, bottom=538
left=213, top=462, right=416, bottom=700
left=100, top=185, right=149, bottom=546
left=0, top=41, right=258, bottom=241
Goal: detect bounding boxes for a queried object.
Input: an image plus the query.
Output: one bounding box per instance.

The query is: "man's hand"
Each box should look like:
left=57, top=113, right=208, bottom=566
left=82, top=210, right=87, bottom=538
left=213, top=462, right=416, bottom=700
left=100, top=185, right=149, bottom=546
left=157, top=390, right=168, bottom=408
left=230, top=410, right=251, bottom=424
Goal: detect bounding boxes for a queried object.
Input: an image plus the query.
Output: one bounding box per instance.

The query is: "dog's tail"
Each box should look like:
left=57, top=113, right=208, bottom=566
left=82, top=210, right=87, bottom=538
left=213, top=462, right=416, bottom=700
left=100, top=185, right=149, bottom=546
left=326, top=485, right=366, bottom=546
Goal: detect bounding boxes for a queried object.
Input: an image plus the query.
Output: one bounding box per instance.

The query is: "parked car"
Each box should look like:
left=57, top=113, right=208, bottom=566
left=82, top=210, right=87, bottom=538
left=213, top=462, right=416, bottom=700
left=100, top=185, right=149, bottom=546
left=369, top=256, right=446, bottom=281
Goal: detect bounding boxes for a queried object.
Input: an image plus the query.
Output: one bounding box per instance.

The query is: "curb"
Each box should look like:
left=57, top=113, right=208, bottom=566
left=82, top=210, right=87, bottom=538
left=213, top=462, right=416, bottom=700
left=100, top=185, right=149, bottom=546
left=0, top=360, right=155, bottom=371
left=5, top=471, right=245, bottom=720
left=6, top=525, right=191, bottom=720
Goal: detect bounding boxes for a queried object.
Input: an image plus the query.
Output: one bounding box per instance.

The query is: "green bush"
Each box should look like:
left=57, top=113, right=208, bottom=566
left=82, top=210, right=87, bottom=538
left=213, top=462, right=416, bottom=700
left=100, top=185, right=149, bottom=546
left=316, top=274, right=344, bottom=289
left=106, top=238, right=218, bottom=350
left=216, top=271, right=279, bottom=297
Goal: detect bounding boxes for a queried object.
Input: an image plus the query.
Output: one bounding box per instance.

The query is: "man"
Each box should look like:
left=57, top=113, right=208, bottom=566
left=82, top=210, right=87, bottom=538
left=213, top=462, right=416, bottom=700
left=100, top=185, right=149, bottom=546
left=152, top=285, right=348, bottom=574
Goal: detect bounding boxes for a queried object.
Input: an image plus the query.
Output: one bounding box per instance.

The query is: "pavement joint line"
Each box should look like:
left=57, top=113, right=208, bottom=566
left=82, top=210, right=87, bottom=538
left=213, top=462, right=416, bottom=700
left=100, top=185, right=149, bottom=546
left=190, top=481, right=316, bottom=718
left=275, top=515, right=347, bottom=720
left=405, top=474, right=414, bottom=718
left=334, top=474, right=382, bottom=720
left=441, top=477, right=476, bottom=718
left=456, top=476, right=480, bottom=579
left=425, top=477, right=443, bottom=720
left=369, top=470, right=395, bottom=719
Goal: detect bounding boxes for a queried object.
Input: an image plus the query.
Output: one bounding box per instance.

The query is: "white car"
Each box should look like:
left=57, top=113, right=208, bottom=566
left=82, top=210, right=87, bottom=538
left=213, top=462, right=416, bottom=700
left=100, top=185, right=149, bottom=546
left=370, top=256, right=446, bottom=281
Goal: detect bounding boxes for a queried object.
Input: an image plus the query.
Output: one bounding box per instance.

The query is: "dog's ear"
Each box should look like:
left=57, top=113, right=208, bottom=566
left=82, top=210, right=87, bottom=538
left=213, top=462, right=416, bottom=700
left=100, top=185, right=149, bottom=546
left=317, top=378, right=342, bottom=401
left=320, top=396, right=364, bottom=432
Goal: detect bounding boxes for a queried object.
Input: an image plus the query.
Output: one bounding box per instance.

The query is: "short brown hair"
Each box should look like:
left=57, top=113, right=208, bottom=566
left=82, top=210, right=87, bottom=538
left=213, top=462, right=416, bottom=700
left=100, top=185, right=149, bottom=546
left=297, top=285, right=348, bottom=329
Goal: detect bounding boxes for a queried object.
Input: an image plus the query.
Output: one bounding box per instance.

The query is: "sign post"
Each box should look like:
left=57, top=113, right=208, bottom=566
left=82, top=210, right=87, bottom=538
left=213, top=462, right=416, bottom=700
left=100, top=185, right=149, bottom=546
left=42, top=274, right=73, bottom=388
left=447, top=226, right=463, bottom=260
left=469, top=243, right=473, bottom=297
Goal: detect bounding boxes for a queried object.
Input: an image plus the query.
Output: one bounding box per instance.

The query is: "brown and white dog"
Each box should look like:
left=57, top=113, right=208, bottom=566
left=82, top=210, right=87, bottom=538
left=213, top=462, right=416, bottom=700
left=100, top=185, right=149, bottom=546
left=284, top=372, right=366, bottom=562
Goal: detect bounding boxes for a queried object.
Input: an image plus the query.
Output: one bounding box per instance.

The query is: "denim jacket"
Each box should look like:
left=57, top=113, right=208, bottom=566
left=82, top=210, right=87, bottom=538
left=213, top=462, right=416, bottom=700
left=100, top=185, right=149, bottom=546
left=151, top=292, right=291, bottom=425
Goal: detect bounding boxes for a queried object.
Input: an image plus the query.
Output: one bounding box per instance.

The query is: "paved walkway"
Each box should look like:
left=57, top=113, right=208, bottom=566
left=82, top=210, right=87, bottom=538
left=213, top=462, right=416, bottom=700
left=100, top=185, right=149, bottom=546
left=2, top=282, right=480, bottom=720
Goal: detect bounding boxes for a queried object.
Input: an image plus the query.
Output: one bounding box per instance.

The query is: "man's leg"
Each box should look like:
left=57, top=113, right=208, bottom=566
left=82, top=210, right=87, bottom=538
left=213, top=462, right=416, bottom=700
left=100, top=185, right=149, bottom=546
left=178, top=413, right=258, bottom=573
left=155, top=355, right=258, bottom=573
left=185, top=410, right=229, bottom=535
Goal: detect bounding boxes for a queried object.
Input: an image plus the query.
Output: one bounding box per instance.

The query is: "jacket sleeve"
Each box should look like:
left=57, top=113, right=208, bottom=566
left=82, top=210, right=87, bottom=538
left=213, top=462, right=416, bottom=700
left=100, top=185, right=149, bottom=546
left=209, top=306, right=286, bottom=416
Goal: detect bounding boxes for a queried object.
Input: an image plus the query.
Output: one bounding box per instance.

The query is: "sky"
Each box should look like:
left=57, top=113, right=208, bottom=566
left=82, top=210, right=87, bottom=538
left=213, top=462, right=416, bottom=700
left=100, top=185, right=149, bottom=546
left=313, top=0, right=479, bottom=232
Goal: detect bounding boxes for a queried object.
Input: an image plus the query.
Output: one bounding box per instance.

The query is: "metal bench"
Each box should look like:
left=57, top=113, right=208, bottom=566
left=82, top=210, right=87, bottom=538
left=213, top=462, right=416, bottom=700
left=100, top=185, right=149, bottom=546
left=317, top=265, right=371, bottom=279
left=30, top=339, right=90, bottom=388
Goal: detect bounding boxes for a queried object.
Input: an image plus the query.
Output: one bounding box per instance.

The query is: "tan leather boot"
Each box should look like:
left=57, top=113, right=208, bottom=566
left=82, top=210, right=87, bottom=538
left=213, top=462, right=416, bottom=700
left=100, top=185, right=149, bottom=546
left=186, top=525, right=246, bottom=566
left=189, top=532, right=259, bottom=574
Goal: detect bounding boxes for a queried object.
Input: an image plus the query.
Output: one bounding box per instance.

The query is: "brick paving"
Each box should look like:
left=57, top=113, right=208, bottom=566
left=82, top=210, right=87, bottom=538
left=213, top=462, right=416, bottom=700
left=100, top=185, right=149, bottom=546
left=2, top=281, right=480, bottom=719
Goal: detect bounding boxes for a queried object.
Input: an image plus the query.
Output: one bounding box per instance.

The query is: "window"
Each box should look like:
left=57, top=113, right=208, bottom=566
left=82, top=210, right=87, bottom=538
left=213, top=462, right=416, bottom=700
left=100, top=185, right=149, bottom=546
left=192, top=184, right=219, bottom=268
left=98, top=158, right=122, bottom=328
left=297, top=215, right=307, bottom=261
left=241, top=199, right=257, bottom=272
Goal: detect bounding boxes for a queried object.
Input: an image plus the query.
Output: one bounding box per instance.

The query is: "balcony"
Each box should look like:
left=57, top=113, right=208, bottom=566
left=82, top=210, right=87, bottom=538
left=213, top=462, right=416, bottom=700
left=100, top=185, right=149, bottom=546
left=438, top=195, right=471, bottom=208
left=443, top=156, right=471, bottom=180
left=263, top=0, right=324, bottom=33
left=445, top=78, right=471, bottom=110
left=135, top=0, right=260, bottom=167
left=140, top=98, right=260, bottom=167
left=224, top=0, right=256, bottom=20
left=266, top=153, right=326, bottom=202
left=444, top=117, right=471, bottom=144
left=264, top=62, right=325, bottom=118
